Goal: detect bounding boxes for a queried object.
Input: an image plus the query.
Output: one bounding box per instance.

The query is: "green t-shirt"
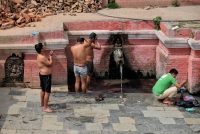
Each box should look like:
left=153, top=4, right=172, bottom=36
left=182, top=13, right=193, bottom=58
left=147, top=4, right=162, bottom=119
left=152, top=73, right=177, bottom=95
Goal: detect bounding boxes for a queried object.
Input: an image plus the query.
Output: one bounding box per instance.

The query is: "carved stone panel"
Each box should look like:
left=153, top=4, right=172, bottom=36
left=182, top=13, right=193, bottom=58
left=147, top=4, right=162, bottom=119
left=4, top=53, right=24, bottom=83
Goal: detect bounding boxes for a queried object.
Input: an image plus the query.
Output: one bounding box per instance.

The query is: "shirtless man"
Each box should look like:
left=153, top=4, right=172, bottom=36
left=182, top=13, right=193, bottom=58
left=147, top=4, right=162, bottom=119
left=86, top=32, right=101, bottom=92
left=35, top=43, right=53, bottom=113
left=71, top=37, right=93, bottom=92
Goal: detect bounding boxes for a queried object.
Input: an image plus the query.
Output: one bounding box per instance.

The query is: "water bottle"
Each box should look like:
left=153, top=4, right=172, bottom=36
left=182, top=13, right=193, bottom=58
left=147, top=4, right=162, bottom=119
left=185, top=108, right=195, bottom=112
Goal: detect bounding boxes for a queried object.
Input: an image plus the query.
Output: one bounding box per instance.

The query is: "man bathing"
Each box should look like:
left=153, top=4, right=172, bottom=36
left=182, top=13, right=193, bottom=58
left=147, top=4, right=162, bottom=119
left=85, top=32, right=101, bottom=92
left=71, top=37, right=93, bottom=92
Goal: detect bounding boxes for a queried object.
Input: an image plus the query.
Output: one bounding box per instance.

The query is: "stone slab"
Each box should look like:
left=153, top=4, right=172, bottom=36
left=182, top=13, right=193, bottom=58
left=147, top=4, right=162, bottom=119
left=42, top=115, right=63, bottom=130
left=67, top=130, right=79, bottom=134
left=159, top=117, right=176, bottom=124
left=112, top=123, right=137, bottom=131
left=11, top=96, right=26, bottom=102
left=184, top=118, right=200, bottom=124
left=85, top=123, right=103, bottom=131
left=0, top=129, right=16, bottom=134
left=142, top=110, right=184, bottom=118
left=119, top=117, right=135, bottom=124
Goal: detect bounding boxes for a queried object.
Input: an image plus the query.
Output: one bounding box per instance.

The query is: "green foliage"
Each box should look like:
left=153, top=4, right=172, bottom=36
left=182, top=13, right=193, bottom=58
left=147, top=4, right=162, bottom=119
left=153, top=16, right=162, bottom=30
left=172, top=0, right=180, bottom=7
left=190, top=31, right=194, bottom=39
left=107, top=2, right=120, bottom=9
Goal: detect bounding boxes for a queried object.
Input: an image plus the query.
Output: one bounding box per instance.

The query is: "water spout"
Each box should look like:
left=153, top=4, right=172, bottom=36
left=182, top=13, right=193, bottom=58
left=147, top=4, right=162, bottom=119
left=119, top=63, right=124, bottom=103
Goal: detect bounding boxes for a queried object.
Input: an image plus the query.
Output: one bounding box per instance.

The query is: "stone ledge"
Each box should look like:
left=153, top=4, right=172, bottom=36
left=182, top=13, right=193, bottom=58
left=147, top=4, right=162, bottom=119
left=0, top=44, right=35, bottom=49
left=0, top=39, right=68, bottom=54
left=155, top=31, right=190, bottom=48
left=188, top=39, right=200, bottom=50
left=67, top=30, right=157, bottom=39
left=44, top=39, right=68, bottom=50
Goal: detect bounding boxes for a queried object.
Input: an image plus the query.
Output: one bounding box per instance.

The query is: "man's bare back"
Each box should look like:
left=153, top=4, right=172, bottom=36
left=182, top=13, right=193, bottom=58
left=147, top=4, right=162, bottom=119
left=71, top=42, right=87, bottom=66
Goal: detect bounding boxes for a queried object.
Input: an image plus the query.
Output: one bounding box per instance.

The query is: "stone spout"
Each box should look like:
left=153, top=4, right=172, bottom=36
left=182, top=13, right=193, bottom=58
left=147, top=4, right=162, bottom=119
left=113, top=47, right=124, bottom=67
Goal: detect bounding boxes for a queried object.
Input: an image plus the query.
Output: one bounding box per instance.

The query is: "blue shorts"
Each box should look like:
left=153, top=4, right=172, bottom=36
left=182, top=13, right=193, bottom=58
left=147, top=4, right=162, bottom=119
left=74, top=65, right=87, bottom=78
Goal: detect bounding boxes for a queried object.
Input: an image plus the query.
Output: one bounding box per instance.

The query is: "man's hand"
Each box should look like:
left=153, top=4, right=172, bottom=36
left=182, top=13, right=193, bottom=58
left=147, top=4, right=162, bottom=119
left=182, top=79, right=187, bottom=84
left=49, top=50, right=53, bottom=56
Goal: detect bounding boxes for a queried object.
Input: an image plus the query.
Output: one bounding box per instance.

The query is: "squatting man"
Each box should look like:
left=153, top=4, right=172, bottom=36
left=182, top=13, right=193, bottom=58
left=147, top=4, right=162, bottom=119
left=152, top=68, right=187, bottom=105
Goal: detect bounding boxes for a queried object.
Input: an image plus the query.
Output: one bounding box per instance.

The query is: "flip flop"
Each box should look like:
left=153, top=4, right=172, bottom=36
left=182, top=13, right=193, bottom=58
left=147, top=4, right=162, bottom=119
left=163, top=101, right=174, bottom=105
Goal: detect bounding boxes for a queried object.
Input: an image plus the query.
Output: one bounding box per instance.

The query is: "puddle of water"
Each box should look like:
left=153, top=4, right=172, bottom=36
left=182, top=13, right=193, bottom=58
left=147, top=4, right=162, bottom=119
left=68, top=78, right=155, bottom=93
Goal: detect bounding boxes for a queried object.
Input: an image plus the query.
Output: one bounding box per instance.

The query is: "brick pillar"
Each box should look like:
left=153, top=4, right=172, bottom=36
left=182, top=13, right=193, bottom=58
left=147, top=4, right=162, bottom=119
left=188, top=50, right=200, bottom=93
left=156, top=41, right=189, bottom=88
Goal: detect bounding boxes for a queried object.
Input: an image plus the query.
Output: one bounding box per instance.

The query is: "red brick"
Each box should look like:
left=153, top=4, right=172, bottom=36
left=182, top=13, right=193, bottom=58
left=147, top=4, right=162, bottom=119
left=108, top=21, right=122, bottom=30
left=138, top=21, right=154, bottom=30
left=123, top=21, right=138, bottom=30
left=168, top=48, right=191, bottom=55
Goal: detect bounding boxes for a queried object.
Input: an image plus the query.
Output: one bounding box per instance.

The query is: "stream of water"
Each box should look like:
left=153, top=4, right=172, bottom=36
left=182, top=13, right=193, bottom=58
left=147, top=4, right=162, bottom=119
left=119, top=64, right=124, bottom=103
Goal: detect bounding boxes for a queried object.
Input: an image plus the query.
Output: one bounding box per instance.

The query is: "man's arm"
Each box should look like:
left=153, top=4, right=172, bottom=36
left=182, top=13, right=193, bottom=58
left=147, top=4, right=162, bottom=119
left=41, top=51, right=53, bottom=66
left=91, top=35, right=101, bottom=50
left=83, top=37, right=92, bottom=48
left=92, top=40, right=101, bottom=50
left=174, top=80, right=187, bottom=89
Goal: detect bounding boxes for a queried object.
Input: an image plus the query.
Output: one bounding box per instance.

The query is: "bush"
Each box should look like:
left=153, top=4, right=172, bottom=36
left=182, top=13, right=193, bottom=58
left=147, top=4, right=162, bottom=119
left=107, top=2, right=120, bottom=9
left=153, top=16, right=162, bottom=30
left=172, top=0, right=180, bottom=7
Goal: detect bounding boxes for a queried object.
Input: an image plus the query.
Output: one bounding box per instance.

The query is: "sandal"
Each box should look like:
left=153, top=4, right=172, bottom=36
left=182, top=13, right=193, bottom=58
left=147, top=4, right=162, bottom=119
left=95, top=97, right=104, bottom=101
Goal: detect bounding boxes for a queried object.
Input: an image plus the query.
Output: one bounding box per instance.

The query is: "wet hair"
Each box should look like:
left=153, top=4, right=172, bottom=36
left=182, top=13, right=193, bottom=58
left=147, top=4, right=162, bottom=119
left=77, top=37, right=84, bottom=43
left=35, top=43, right=43, bottom=53
left=89, top=32, right=97, bottom=40
left=169, top=68, right=178, bottom=75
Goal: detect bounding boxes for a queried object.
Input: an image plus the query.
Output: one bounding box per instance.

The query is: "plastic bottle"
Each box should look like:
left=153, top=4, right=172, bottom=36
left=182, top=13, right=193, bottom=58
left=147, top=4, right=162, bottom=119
left=31, top=32, right=39, bottom=36
left=185, top=108, right=195, bottom=112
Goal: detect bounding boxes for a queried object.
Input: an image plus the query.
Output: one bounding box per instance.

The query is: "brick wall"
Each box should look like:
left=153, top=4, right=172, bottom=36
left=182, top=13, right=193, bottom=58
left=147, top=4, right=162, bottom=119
left=188, top=50, right=200, bottom=93
left=123, top=45, right=156, bottom=77
left=64, top=20, right=155, bottom=31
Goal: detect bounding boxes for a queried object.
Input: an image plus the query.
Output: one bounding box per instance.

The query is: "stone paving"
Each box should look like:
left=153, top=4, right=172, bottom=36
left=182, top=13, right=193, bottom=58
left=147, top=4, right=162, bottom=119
left=0, top=87, right=200, bottom=134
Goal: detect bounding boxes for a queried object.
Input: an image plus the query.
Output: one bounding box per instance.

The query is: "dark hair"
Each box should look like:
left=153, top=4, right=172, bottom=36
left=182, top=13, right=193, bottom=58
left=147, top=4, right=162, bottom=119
left=169, top=68, right=178, bottom=75
left=89, top=32, right=96, bottom=40
left=35, top=43, right=43, bottom=53
left=77, top=37, right=84, bottom=43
